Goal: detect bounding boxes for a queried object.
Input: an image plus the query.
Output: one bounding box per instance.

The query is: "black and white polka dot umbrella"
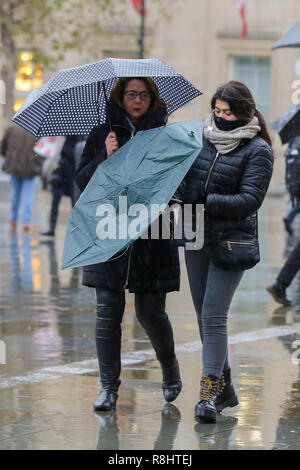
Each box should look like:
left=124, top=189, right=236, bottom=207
left=12, top=58, right=202, bottom=137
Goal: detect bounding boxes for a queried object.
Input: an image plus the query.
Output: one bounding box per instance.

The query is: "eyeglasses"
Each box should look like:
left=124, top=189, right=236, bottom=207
left=124, top=90, right=152, bottom=101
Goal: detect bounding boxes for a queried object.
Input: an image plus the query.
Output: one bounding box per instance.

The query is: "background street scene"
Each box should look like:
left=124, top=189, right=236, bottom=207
left=0, top=176, right=299, bottom=450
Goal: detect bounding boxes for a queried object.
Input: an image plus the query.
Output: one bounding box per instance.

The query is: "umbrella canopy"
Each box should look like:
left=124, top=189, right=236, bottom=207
left=272, top=20, right=300, bottom=49
left=271, top=102, right=300, bottom=144
left=62, top=120, right=203, bottom=270
left=12, top=58, right=202, bottom=137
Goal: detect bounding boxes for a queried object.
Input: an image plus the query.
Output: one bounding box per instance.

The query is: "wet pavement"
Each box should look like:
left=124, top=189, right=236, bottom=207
left=0, top=178, right=300, bottom=450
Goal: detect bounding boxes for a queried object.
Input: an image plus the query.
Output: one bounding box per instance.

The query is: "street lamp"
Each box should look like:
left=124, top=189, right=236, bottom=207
left=138, top=0, right=146, bottom=59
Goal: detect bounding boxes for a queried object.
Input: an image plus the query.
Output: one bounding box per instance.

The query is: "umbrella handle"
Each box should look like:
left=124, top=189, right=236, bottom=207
left=101, top=82, right=112, bottom=132
left=105, top=245, right=130, bottom=263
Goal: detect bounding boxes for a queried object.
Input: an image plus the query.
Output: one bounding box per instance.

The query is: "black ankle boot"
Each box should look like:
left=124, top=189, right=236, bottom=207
left=161, top=357, right=182, bottom=402
left=94, top=389, right=118, bottom=411
left=215, top=368, right=239, bottom=413
left=266, top=282, right=291, bottom=306
left=194, top=375, right=219, bottom=423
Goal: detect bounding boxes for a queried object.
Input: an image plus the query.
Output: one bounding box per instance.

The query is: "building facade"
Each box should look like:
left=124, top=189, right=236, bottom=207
left=2, top=0, right=300, bottom=188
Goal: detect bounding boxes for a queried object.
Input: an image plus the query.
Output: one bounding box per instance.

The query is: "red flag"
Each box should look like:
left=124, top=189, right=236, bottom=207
left=131, top=0, right=146, bottom=16
left=236, top=0, right=247, bottom=38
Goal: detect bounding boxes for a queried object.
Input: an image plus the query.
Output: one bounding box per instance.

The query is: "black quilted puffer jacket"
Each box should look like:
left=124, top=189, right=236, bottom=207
left=181, top=134, right=274, bottom=245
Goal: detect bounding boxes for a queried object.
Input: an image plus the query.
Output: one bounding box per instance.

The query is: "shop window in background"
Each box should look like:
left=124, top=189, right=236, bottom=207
left=14, top=51, right=43, bottom=112
left=230, top=56, right=271, bottom=121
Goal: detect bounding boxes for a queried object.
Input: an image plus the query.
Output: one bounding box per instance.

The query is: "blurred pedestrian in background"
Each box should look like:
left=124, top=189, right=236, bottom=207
left=1, top=124, right=42, bottom=234
left=75, top=77, right=182, bottom=412
left=266, top=240, right=300, bottom=306
left=283, top=134, right=300, bottom=236
left=41, top=135, right=79, bottom=237
left=266, top=134, right=300, bottom=306
left=73, top=136, right=87, bottom=203
left=179, top=80, right=273, bottom=423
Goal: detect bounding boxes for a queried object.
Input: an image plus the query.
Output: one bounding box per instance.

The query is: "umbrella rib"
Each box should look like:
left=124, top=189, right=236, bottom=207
left=62, top=120, right=203, bottom=269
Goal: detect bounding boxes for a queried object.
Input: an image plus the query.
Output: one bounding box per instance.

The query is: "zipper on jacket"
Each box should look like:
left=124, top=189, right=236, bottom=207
left=223, top=240, right=256, bottom=251
left=204, top=151, right=220, bottom=192
left=124, top=244, right=133, bottom=288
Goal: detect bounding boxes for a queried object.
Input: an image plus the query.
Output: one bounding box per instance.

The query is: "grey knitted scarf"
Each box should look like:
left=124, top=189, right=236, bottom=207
left=203, top=112, right=261, bottom=154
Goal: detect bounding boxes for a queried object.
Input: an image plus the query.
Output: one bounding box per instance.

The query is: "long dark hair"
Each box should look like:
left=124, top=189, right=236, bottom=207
left=110, top=77, right=166, bottom=114
left=211, top=80, right=272, bottom=148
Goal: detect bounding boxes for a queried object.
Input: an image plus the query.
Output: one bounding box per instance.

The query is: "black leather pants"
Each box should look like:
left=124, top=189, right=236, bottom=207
left=95, top=288, right=176, bottom=391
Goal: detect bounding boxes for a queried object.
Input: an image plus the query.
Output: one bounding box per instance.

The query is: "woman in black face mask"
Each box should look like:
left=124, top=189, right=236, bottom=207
left=178, top=81, right=273, bottom=423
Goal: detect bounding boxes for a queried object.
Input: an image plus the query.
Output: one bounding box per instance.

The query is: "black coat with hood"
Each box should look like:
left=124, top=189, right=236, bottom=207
left=75, top=99, right=180, bottom=293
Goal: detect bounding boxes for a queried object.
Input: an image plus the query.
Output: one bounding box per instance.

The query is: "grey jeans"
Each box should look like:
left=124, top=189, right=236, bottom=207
left=185, top=245, right=244, bottom=378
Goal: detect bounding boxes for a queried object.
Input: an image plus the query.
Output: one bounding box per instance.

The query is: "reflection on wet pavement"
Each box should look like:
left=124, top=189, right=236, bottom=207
left=0, top=184, right=299, bottom=449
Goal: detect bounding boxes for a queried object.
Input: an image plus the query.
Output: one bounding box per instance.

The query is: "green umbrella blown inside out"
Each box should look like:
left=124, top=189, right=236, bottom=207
left=272, top=20, right=300, bottom=49
left=61, top=120, right=203, bottom=270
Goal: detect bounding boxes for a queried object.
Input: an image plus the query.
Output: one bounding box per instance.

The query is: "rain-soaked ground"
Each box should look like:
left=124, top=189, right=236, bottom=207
left=0, top=176, right=299, bottom=451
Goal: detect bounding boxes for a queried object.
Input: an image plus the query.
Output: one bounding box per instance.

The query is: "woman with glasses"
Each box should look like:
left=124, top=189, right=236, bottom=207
left=75, top=77, right=182, bottom=411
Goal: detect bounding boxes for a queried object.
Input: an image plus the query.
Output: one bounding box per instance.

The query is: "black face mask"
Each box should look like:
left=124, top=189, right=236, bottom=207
left=214, top=113, right=247, bottom=131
